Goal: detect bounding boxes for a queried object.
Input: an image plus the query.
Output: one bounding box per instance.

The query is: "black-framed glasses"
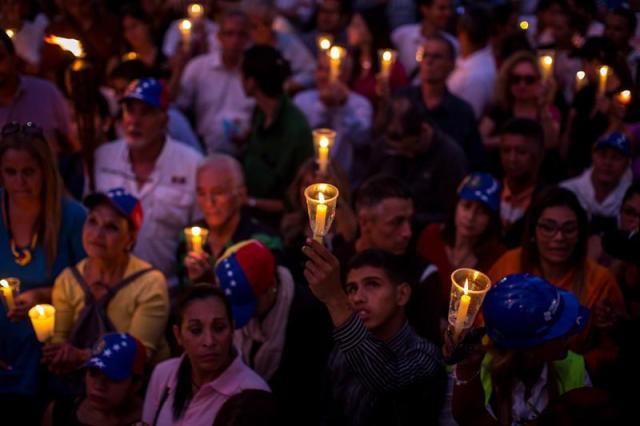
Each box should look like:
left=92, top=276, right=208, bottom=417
left=536, top=220, right=579, bottom=239
left=1, top=121, right=44, bottom=138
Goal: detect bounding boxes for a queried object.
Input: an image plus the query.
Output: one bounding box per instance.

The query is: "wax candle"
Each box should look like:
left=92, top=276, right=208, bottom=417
left=29, top=304, right=55, bottom=343
left=616, top=90, right=632, bottom=105
left=5, top=29, right=15, bottom=39
left=453, top=279, right=471, bottom=337
left=540, top=55, right=553, bottom=82
left=0, top=279, right=16, bottom=311
left=329, top=46, right=345, bottom=82
left=179, top=19, right=192, bottom=51
left=188, top=3, right=204, bottom=21
left=318, top=136, right=330, bottom=174
left=575, top=70, right=587, bottom=92
left=317, top=35, right=332, bottom=53
left=379, top=49, right=396, bottom=80
left=314, top=193, right=328, bottom=243
left=191, top=227, right=203, bottom=254
left=598, top=66, right=609, bottom=96
left=44, top=35, right=85, bottom=57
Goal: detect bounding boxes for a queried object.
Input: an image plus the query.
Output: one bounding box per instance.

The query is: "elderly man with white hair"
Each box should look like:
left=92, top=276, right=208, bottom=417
left=177, top=153, right=283, bottom=287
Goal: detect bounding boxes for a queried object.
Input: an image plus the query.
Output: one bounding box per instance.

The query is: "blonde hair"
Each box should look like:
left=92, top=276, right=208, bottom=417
left=494, top=51, right=541, bottom=111
left=0, top=129, right=63, bottom=271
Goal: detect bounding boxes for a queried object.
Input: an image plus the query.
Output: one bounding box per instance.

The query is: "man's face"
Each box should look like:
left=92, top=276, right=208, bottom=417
left=360, top=198, right=413, bottom=255
left=419, top=39, right=454, bottom=86
left=248, top=13, right=273, bottom=45
left=121, top=100, right=167, bottom=150
left=316, top=0, right=342, bottom=33
left=592, top=147, right=629, bottom=187
left=421, top=0, right=453, bottom=31
left=500, top=134, right=540, bottom=182
left=345, top=265, right=410, bottom=338
left=218, top=16, right=250, bottom=59
left=0, top=43, right=16, bottom=86
left=196, top=165, right=245, bottom=229
left=604, top=14, right=632, bottom=49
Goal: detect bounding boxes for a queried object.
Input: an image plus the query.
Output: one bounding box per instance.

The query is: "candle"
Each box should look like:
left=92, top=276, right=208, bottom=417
left=5, top=29, right=15, bottom=39
left=179, top=19, right=192, bottom=51
left=575, top=70, right=587, bottom=92
left=44, top=35, right=85, bottom=57
left=378, top=49, right=397, bottom=80
left=318, top=137, right=330, bottom=174
left=616, top=90, right=632, bottom=105
left=329, top=46, right=345, bottom=82
left=317, top=34, right=333, bottom=54
left=539, top=55, right=553, bottom=82
left=29, top=304, right=55, bottom=343
left=598, top=66, right=609, bottom=96
left=0, top=279, right=17, bottom=311
left=314, top=193, right=328, bottom=243
left=453, top=279, right=471, bottom=338
left=188, top=3, right=204, bottom=21
left=185, top=226, right=209, bottom=255
left=519, top=20, right=529, bottom=31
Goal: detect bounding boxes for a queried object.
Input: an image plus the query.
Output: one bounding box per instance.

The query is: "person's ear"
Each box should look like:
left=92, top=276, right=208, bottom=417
left=357, top=209, right=373, bottom=233
left=396, top=282, right=412, bottom=307
left=172, top=324, right=183, bottom=347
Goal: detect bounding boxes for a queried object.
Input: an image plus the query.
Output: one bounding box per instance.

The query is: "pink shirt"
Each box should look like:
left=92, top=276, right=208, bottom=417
left=142, top=355, right=270, bottom=426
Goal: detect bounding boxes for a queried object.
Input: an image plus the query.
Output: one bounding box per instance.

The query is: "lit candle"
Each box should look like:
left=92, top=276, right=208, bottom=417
left=188, top=3, right=204, bottom=21
left=453, top=278, right=471, bottom=338
left=317, top=34, right=333, bottom=54
left=314, top=193, right=328, bottom=243
left=318, top=137, right=330, bottom=174
left=616, top=90, right=632, bottom=105
left=0, top=279, right=16, bottom=311
left=329, top=46, right=345, bottom=82
left=191, top=227, right=203, bottom=254
left=540, top=55, right=553, bottom=82
left=179, top=19, right=192, bottom=52
left=29, top=304, right=55, bottom=343
left=519, top=20, right=529, bottom=31
left=378, top=49, right=397, bottom=81
left=44, top=35, right=85, bottom=57
left=598, top=66, right=609, bottom=96
left=5, top=29, right=15, bottom=39
left=575, top=70, right=587, bottom=92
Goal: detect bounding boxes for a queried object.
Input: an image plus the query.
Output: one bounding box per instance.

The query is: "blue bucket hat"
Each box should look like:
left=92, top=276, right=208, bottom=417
left=483, top=274, right=589, bottom=349
left=457, top=172, right=501, bottom=214
left=593, top=132, right=630, bottom=157
left=85, top=333, right=146, bottom=381
left=120, top=77, right=168, bottom=110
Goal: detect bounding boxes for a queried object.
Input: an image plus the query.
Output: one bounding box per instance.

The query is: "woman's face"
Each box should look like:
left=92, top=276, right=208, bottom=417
left=174, top=297, right=234, bottom=376
left=455, top=199, right=492, bottom=241
left=509, top=61, right=540, bottom=102
left=83, top=204, right=135, bottom=260
left=0, top=148, right=43, bottom=202
left=85, top=369, right=136, bottom=412
left=123, top=15, right=151, bottom=48
left=347, top=14, right=371, bottom=47
left=535, top=206, right=580, bottom=266
left=620, top=194, right=640, bottom=232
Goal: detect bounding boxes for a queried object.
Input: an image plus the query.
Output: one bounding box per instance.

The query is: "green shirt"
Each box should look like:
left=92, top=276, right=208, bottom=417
left=243, top=95, right=314, bottom=201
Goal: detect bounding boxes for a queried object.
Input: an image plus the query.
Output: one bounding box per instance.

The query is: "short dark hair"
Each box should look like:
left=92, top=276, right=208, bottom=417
left=458, top=5, right=491, bottom=47
left=610, top=7, right=638, bottom=35
left=347, top=249, right=409, bottom=286
left=0, top=30, right=15, bottom=55
left=354, top=174, right=412, bottom=213
left=241, top=45, right=290, bottom=98
left=424, top=34, right=455, bottom=60
left=109, top=58, right=152, bottom=82
left=499, top=118, right=544, bottom=149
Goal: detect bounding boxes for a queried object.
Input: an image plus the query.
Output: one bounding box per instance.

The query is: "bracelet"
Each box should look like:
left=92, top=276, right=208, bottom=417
left=452, top=364, right=480, bottom=386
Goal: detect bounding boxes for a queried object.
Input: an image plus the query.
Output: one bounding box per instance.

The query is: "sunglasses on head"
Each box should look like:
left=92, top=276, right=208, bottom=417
left=510, top=74, right=538, bottom=85
left=1, top=121, right=44, bottom=138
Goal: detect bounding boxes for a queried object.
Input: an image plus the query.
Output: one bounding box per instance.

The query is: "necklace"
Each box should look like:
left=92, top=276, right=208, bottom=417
left=3, top=193, right=39, bottom=266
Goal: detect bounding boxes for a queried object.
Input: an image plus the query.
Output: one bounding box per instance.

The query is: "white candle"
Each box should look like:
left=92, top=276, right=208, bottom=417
left=29, top=304, right=55, bottom=343
left=314, top=193, right=327, bottom=243
left=329, top=46, right=345, bottom=82
left=179, top=19, right=192, bottom=51
left=318, top=136, right=330, bottom=174
left=379, top=49, right=396, bottom=80
left=598, top=66, right=609, bottom=96
left=540, top=55, right=553, bottom=82
left=575, top=70, right=587, bottom=92
left=453, top=279, right=471, bottom=338
left=188, top=3, right=204, bottom=21
left=190, top=227, right=203, bottom=254
left=0, top=279, right=15, bottom=311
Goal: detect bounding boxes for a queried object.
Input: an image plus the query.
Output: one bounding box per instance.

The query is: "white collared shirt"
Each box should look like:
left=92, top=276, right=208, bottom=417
left=176, top=50, right=255, bottom=154
left=447, top=46, right=497, bottom=119
left=391, top=23, right=459, bottom=77
left=93, top=138, right=203, bottom=287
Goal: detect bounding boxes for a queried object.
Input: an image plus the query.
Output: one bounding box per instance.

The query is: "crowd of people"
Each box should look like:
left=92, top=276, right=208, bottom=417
left=1, top=0, right=640, bottom=425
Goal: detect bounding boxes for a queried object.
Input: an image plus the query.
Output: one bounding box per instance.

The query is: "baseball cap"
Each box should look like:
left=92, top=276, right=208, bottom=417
left=85, top=333, right=146, bottom=381
left=215, top=240, right=277, bottom=329
left=593, top=132, right=631, bottom=157
left=483, top=274, right=589, bottom=349
left=84, top=188, right=144, bottom=231
left=457, top=172, right=501, bottom=214
left=120, top=77, right=168, bottom=110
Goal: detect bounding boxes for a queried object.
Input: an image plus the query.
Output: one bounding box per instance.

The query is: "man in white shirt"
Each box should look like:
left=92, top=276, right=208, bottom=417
left=560, top=132, right=633, bottom=234
left=94, top=78, right=202, bottom=290
left=293, top=53, right=372, bottom=181
left=447, top=6, right=496, bottom=119
left=175, top=10, right=254, bottom=154
left=392, top=0, right=458, bottom=77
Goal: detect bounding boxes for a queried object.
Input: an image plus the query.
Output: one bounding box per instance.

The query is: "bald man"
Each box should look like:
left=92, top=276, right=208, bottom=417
left=178, top=154, right=283, bottom=286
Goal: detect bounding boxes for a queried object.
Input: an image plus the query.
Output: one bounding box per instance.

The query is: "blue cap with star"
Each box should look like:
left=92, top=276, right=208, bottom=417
left=85, top=333, right=146, bottom=380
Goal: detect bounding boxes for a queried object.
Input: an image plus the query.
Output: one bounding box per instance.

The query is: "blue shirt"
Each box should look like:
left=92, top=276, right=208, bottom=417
left=0, top=191, right=86, bottom=395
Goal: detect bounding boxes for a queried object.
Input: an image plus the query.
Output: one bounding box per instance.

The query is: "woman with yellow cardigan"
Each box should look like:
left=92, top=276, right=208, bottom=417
left=42, top=188, right=170, bottom=374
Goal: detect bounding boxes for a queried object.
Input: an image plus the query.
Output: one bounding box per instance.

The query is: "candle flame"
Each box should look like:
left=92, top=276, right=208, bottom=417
left=189, top=4, right=203, bottom=15
left=542, top=56, right=553, bottom=66
left=319, top=38, right=331, bottom=50
left=319, top=136, right=329, bottom=148
left=463, top=278, right=469, bottom=295
left=0, top=279, right=8, bottom=288
left=621, top=89, right=631, bottom=98
left=36, top=304, right=45, bottom=317
left=318, top=183, right=327, bottom=192
left=191, top=226, right=201, bottom=236
left=382, top=50, right=393, bottom=62
left=5, top=29, right=15, bottom=39
left=45, top=35, right=85, bottom=57
left=599, top=66, right=609, bottom=77
left=180, top=19, right=192, bottom=31
left=519, top=20, right=529, bottom=30
left=318, top=192, right=326, bottom=203
left=329, top=46, right=343, bottom=60
left=123, top=51, right=138, bottom=61
left=576, top=70, right=585, bottom=80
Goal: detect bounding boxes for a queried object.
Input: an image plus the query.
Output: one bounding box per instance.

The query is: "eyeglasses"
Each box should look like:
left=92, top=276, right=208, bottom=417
left=1, top=121, right=44, bottom=138
left=536, top=220, right=579, bottom=239
left=510, top=74, right=538, bottom=85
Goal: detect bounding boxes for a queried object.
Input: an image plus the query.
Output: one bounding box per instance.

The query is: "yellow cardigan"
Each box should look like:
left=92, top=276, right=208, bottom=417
left=52, top=255, right=170, bottom=362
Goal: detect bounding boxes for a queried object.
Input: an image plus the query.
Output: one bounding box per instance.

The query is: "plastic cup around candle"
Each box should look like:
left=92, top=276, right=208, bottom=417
left=0, top=278, right=20, bottom=312
left=185, top=226, right=209, bottom=255
left=448, top=268, right=491, bottom=339
left=29, top=304, right=55, bottom=343
left=313, top=128, right=336, bottom=175
left=304, top=183, right=339, bottom=244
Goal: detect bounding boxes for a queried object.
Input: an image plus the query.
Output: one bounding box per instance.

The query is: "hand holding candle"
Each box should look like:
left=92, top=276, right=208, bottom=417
left=29, top=304, right=55, bottom=343
left=0, top=278, right=19, bottom=312
left=304, top=183, right=339, bottom=244
left=313, top=129, right=336, bottom=175
left=448, top=268, right=491, bottom=341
